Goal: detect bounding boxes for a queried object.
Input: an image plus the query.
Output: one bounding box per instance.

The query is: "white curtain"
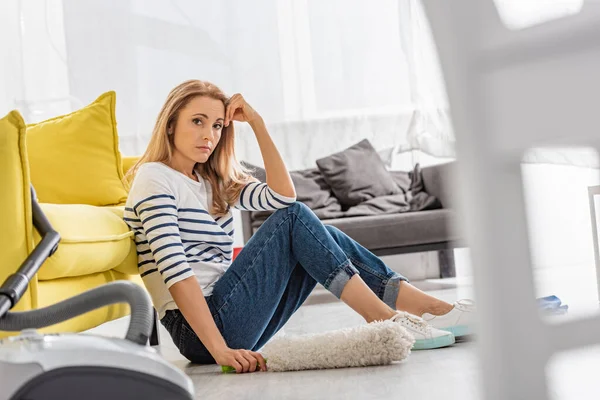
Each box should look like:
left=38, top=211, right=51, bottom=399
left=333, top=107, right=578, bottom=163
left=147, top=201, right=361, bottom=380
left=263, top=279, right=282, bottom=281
left=0, top=0, right=75, bottom=123
left=0, top=0, right=451, bottom=170
left=2, top=0, right=593, bottom=169
left=396, top=0, right=455, bottom=159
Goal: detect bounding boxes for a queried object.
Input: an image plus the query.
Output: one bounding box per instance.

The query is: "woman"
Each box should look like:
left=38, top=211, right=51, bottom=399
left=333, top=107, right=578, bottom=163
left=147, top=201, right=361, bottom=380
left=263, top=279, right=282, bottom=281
left=124, top=80, right=473, bottom=374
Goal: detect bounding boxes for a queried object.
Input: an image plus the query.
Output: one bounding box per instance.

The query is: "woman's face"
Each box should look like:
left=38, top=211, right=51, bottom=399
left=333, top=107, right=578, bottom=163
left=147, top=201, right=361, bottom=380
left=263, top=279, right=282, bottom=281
left=171, top=95, right=225, bottom=164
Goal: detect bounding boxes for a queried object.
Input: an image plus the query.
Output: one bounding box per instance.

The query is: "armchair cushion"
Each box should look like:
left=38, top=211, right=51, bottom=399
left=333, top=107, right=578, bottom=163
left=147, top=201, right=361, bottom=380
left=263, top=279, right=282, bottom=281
left=36, top=204, right=134, bottom=280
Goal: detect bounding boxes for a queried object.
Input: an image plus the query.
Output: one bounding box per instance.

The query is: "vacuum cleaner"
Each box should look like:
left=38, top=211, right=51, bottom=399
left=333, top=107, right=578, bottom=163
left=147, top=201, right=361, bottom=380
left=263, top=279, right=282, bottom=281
left=0, top=187, right=194, bottom=400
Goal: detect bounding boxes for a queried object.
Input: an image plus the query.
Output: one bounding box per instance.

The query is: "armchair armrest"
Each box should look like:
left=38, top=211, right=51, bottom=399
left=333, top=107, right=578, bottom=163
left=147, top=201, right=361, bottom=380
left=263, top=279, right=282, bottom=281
left=421, top=162, right=456, bottom=209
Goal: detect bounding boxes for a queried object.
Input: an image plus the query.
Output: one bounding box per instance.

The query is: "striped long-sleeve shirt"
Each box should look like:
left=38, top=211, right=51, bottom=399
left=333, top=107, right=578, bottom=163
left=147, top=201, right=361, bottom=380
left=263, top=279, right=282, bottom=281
left=124, top=162, right=296, bottom=318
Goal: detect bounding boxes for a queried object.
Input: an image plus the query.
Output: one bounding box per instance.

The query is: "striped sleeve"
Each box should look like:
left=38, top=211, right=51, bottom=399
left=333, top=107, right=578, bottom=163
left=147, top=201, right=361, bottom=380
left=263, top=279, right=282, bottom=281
left=128, top=177, right=195, bottom=289
left=233, top=181, right=296, bottom=211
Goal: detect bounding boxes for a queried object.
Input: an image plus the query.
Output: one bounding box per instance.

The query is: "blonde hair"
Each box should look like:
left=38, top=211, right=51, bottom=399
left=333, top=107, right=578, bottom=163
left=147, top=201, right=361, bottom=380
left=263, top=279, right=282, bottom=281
left=125, top=79, right=255, bottom=216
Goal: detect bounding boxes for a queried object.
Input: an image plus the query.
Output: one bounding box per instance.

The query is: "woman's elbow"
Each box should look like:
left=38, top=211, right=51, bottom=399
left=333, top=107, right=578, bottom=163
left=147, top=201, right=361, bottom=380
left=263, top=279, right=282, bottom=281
left=282, top=189, right=296, bottom=200
left=272, top=187, right=296, bottom=203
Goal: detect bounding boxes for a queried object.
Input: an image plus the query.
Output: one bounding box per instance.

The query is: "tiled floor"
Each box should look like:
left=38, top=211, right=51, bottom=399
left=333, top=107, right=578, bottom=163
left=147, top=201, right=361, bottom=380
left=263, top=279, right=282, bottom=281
left=88, top=263, right=600, bottom=400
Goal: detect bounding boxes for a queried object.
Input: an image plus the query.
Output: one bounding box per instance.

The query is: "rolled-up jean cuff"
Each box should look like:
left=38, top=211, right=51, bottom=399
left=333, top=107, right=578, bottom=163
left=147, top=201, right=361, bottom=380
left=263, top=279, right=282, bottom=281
left=382, top=273, right=408, bottom=309
left=325, top=260, right=360, bottom=299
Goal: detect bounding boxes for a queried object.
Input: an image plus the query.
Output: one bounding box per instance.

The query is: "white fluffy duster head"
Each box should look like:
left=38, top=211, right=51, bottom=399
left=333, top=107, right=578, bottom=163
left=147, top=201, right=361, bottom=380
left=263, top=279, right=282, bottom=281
left=261, top=320, right=415, bottom=372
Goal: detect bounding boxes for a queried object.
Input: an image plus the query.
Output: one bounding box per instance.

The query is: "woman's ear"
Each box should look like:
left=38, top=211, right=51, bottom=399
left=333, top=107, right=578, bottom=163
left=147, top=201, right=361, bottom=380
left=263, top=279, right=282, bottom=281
left=167, top=119, right=176, bottom=135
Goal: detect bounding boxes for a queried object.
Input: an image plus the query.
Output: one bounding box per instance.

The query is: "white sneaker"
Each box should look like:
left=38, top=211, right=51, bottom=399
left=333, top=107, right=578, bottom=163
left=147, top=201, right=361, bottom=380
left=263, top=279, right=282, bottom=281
left=390, top=312, right=455, bottom=350
left=422, top=299, right=475, bottom=338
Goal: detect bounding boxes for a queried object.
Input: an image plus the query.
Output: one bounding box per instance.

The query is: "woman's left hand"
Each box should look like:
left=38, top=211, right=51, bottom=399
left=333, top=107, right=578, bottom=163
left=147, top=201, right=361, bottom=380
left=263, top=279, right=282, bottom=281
left=225, top=93, right=260, bottom=127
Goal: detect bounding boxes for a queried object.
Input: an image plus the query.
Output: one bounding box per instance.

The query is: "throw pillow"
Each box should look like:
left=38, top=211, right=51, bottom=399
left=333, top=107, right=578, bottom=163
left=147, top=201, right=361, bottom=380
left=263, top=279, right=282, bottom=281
left=27, top=91, right=128, bottom=206
left=316, top=139, right=400, bottom=208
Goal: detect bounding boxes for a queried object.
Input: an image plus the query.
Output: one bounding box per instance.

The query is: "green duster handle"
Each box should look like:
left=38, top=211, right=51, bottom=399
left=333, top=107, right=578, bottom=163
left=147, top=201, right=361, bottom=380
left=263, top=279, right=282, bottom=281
left=221, top=359, right=268, bottom=373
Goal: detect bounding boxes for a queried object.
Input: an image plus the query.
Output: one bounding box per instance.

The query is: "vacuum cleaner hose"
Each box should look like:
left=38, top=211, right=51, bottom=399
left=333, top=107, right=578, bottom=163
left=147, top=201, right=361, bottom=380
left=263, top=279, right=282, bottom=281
left=0, top=281, right=153, bottom=345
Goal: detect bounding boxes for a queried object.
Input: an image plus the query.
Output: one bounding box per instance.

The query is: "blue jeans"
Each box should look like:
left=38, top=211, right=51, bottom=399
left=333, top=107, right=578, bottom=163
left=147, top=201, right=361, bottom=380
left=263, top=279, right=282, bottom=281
left=161, top=202, right=407, bottom=364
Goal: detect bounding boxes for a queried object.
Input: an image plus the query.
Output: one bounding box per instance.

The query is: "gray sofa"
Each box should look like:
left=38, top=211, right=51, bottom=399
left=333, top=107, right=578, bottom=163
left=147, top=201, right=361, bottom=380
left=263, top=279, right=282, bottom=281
left=241, top=162, right=464, bottom=278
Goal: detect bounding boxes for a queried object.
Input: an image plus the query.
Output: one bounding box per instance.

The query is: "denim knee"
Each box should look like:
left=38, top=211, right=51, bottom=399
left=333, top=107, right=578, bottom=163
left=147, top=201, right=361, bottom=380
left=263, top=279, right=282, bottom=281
left=286, top=201, right=308, bottom=214
left=269, top=201, right=305, bottom=217
left=324, top=224, right=341, bottom=236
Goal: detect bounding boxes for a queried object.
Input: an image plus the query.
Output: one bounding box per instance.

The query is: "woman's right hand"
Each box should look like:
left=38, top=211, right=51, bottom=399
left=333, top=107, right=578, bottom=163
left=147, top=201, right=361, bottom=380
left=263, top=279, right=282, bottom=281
left=213, top=347, right=267, bottom=373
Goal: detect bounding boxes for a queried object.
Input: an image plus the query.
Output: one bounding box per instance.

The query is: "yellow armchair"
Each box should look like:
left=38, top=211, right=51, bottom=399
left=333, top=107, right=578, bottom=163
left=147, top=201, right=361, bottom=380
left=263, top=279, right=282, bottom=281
left=1, top=99, right=143, bottom=338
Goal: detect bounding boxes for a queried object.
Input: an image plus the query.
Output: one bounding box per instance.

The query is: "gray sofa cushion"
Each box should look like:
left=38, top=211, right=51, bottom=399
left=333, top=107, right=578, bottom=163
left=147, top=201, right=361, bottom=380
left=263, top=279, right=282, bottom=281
left=289, top=168, right=342, bottom=212
left=320, top=209, right=460, bottom=250
left=316, top=139, right=401, bottom=208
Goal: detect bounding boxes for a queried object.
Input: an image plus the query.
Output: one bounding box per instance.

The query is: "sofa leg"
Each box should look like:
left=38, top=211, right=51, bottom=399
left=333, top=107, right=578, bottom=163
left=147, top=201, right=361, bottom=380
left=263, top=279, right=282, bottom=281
left=438, top=249, right=456, bottom=278
left=149, top=309, right=160, bottom=346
